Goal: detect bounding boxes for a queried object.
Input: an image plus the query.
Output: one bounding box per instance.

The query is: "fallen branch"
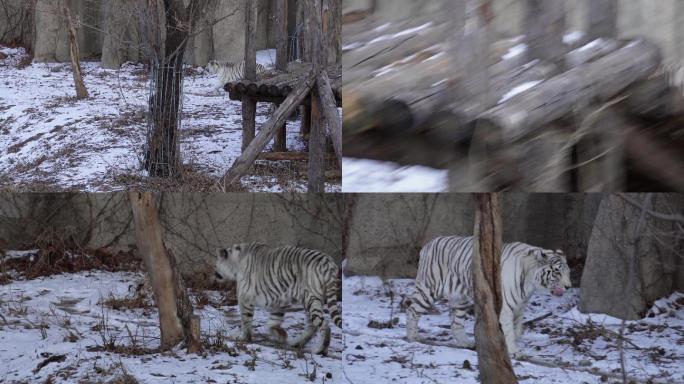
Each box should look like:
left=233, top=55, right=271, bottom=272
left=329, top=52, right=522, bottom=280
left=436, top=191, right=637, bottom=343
left=32, top=354, right=66, bottom=374
left=523, top=312, right=552, bottom=325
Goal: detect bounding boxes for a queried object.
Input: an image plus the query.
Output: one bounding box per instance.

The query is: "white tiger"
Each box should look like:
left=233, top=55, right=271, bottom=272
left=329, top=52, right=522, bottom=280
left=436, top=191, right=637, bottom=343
left=214, top=243, right=341, bottom=355
left=206, top=60, right=267, bottom=92
left=405, top=235, right=571, bottom=357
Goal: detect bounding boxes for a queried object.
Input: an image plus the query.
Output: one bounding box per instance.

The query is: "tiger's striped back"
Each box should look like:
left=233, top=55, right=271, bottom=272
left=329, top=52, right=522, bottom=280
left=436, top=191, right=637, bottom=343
left=206, top=60, right=267, bottom=84
left=217, top=243, right=341, bottom=328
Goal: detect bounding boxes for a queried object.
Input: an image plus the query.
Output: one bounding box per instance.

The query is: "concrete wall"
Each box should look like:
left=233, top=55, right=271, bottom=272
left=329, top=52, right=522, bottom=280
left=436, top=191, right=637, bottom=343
left=343, top=0, right=684, bottom=66
left=0, top=193, right=343, bottom=282
left=344, top=194, right=602, bottom=280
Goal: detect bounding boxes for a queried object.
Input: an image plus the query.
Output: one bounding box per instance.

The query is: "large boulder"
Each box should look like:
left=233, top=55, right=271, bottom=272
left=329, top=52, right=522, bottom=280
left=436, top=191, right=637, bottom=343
left=579, top=194, right=684, bottom=319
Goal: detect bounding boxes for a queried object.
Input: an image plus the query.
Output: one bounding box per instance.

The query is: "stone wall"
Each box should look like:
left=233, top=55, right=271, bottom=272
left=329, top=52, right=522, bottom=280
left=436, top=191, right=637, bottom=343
left=0, top=193, right=343, bottom=281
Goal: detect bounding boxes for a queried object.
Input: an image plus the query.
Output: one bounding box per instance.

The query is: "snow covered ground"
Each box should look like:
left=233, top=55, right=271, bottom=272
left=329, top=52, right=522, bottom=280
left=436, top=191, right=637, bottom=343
left=0, top=46, right=340, bottom=192
left=343, top=275, right=684, bottom=384
left=342, top=158, right=448, bottom=192
left=0, top=266, right=342, bottom=383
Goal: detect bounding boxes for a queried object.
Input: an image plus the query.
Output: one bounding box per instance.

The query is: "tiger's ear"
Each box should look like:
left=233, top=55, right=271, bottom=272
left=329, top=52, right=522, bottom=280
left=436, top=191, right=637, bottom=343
left=235, top=244, right=242, bottom=252
left=219, top=249, right=228, bottom=259
left=556, top=249, right=564, bottom=255
left=529, top=249, right=547, bottom=262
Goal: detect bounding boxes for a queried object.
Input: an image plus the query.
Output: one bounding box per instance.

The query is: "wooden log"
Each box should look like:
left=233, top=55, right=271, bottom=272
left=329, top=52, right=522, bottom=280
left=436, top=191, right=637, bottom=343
left=475, top=39, right=661, bottom=145
left=222, top=70, right=317, bottom=188
left=273, top=102, right=287, bottom=152
left=257, top=152, right=336, bottom=161
left=317, top=71, right=342, bottom=165
left=565, top=38, right=620, bottom=69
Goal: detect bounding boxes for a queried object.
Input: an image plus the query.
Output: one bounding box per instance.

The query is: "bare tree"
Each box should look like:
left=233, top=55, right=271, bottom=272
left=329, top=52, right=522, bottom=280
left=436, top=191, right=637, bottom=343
left=472, top=193, right=517, bottom=384
left=128, top=191, right=201, bottom=353
left=139, top=0, right=204, bottom=177
left=62, top=2, right=88, bottom=99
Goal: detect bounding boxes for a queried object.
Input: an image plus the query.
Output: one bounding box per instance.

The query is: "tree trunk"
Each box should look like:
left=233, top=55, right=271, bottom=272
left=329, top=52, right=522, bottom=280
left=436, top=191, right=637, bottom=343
left=128, top=192, right=201, bottom=353
left=525, top=0, right=566, bottom=72
left=242, top=0, right=258, bottom=151
left=143, top=1, right=202, bottom=177
left=62, top=5, right=88, bottom=100
left=587, top=0, right=618, bottom=40
left=472, top=193, right=518, bottom=384
left=307, top=0, right=326, bottom=193
left=274, top=0, right=288, bottom=152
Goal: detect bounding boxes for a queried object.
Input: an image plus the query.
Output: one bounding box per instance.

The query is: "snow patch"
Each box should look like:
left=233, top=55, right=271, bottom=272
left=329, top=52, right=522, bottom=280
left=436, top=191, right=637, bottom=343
left=342, top=158, right=448, bottom=193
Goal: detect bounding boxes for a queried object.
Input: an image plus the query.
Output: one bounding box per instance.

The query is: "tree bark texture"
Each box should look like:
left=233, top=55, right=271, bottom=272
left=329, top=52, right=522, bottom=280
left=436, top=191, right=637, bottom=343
left=144, top=0, right=202, bottom=177
left=128, top=192, right=201, bottom=353
left=307, top=0, right=326, bottom=192
left=472, top=193, right=518, bottom=384
left=587, top=0, right=618, bottom=40
left=525, top=0, right=566, bottom=71
left=62, top=5, right=88, bottom=100
left=242, top=0, right=258, bottom=151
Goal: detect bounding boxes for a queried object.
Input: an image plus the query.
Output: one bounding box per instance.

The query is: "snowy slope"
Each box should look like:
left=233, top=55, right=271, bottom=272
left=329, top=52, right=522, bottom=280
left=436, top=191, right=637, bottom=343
left=0, top=46, right=340, bottom=192
left=0, top=270, right=342, bottom=383
left=342, top=158, right=448, bottom=192
left=343, top=276, right=684, bottom=384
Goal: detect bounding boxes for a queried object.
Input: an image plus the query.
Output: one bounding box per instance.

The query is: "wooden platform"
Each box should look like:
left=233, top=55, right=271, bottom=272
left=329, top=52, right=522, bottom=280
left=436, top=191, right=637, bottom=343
left=224, top=62, right=342, bottom=106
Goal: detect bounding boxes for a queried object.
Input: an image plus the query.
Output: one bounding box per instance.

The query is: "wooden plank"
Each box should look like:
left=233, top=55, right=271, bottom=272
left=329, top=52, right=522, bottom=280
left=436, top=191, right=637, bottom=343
left=317, top=71, right=342, bottom=165
left=525, top=0, right=566, bottom=71
left=222, top=71, right=317, bottom=188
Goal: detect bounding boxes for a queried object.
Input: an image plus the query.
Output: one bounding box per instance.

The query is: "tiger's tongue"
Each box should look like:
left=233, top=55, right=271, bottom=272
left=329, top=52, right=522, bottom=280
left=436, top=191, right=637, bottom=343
left=552, top=287, right=565, bottom=297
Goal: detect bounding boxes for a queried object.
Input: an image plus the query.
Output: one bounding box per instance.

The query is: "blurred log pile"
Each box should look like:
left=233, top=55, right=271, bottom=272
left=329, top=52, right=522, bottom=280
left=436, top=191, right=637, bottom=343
left=342, top=1, right=684, bottom=192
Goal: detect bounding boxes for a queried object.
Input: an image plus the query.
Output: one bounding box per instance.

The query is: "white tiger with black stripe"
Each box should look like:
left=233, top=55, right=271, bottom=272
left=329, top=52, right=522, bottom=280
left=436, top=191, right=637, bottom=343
left=206, top=60, right=267, bottom=93
left=214, top=243, right=341, bottom=355
left=405, top=235, right=571, bottom=357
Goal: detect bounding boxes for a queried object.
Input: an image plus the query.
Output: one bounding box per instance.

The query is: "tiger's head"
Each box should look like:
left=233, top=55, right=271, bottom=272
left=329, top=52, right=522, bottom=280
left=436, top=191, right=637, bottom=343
left=531, top=248, right=571, bottom=296
left=206, top=60, right=223, bottom=75
left=214, top=243, right=249, bottom=282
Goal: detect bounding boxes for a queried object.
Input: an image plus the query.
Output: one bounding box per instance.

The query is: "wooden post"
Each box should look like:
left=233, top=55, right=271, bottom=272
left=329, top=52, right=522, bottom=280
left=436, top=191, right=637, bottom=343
left=223, top=71, right=317, bottom=188
left=273, top=0, right=289, bottom=152
left=472, top=193, right=518, bottom=384
left=587, top=0, right=618, bottom=40
left=525, top=0, right=566, bottom=72
left=242, top=0, right=258, bottom=151
left=307, top=0, right=326, bottom=192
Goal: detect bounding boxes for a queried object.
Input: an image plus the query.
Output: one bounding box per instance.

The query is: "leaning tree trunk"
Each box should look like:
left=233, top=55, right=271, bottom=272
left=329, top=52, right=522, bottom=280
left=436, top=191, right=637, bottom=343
left=472, top=193, right=518, bottom=384
left=62, top=4, right=88, bottom=99
left=143, top=0, right=201, bottom=177
left=128, top=192, right=201, bottom=353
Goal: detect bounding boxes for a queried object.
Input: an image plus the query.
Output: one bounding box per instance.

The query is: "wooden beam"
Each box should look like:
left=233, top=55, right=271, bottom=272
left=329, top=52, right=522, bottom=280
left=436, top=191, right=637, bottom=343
left=587, top=0, right=618, bottom=40
left=222, top=70, right=318, bottom=188
left=317, top=71, right=342, bottom=165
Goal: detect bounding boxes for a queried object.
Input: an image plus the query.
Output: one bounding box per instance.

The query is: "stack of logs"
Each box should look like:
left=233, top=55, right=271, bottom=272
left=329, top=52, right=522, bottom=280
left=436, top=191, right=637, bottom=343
left=225, top=62, right=342, bottom=105
left=343, top=11, right=684, bottom=191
